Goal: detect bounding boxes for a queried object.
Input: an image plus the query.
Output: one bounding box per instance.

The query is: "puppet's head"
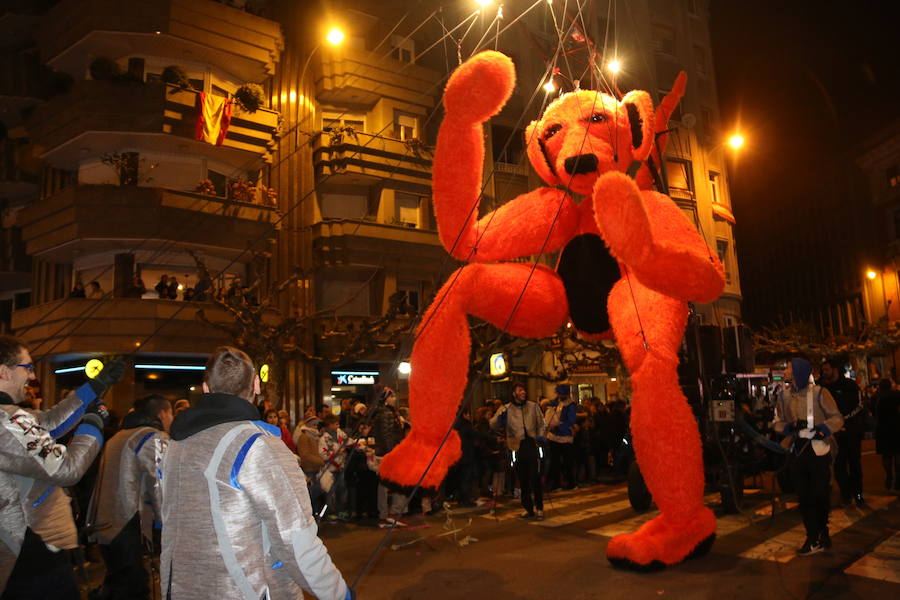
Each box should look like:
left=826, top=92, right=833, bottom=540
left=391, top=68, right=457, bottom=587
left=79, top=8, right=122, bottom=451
left=525, top=74, right=686, bottom=196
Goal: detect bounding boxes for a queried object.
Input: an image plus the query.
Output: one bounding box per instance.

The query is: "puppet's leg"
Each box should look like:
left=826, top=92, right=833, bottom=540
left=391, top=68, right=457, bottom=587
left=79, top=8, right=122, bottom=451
left=379, top=262, right=567, bottom=491
left=605, top=278, right=715, bottom=569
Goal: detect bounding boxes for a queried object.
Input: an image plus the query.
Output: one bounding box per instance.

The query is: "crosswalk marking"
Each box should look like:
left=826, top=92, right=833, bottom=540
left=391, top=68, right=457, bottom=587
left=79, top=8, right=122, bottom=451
left=739, top=495, right=895, bottom=562
left=584, top=493, right=721, bottom=536
left=844, top=530, right=900, bottom=584
left=483, top=486, right=626, bottom=521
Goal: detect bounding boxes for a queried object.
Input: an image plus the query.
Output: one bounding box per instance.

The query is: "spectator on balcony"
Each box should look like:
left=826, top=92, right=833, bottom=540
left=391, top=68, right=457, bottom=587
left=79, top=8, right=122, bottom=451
left=154, top=275, right=169, bottom=299
left=126, top=274, right=147, bottom=299
left=70, top=281, right=86, bottom=298
left=194, top=276, right=213, bottom=302
left=183, top=288, right=196, bottom=302
left=167, top=277, right=180, bottom=300
left=87, top=281, right=104, bottom=299
left=226, top=278, right=244, bottom=305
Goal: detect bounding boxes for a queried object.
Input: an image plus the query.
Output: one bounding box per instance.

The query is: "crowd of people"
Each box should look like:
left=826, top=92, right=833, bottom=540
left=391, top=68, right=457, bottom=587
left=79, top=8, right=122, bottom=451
left=2, top=333, right=899, bottom=598
left=69, top=273, right=258, bottom=305
left=256, top=382, right=632, bottom=527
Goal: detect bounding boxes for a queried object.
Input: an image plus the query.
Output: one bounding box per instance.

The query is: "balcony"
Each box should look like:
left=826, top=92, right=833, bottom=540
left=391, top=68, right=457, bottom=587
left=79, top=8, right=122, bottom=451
left=37, top=0, right=283, bottom=82
left=315, top=46, right=441, bottom=111
left=16, top=184, right=279, bottom=261
left=11, top=297, right=234, bottom=357
left=312, top=132, right=433, bottom=194
left=311, top=219, right=445, bottom=273
left=26, top=80, right=279, bottom=170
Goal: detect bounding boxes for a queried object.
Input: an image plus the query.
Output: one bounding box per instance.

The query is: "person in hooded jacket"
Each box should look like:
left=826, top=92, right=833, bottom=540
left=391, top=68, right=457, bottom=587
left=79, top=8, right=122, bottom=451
left=161, top=347, right=349, bottom=600
left=774, top=357, right=843, bottom=556
left=819, top=358, right=866, bottom=506
left=88, top=394, right=172, bottom=600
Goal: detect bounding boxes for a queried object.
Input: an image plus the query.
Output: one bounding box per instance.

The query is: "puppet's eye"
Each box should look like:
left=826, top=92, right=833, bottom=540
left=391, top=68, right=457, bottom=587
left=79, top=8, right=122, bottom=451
left=544, top=124, right=562, bottom=139
left=589, top=113, right=607, bottom=123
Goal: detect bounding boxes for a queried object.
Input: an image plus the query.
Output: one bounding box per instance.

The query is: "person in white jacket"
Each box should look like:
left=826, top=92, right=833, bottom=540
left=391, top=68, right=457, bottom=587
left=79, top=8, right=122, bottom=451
left=161, top=346, right=350, bottom=600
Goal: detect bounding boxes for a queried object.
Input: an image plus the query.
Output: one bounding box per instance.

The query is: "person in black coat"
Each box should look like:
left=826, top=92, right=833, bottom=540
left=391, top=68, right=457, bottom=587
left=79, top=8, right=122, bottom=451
left=874, top=379, right=900, bottom=492
left=820, top=358, right=866, bottom=505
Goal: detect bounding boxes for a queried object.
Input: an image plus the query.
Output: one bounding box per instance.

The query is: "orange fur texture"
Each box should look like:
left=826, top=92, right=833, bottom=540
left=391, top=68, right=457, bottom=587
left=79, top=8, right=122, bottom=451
left=378, top=51, right=725, bottom=569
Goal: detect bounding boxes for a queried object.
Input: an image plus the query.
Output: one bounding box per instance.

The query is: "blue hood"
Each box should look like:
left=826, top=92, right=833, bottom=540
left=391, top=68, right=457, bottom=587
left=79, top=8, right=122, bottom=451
left=791, top=358, right=813, bottom=391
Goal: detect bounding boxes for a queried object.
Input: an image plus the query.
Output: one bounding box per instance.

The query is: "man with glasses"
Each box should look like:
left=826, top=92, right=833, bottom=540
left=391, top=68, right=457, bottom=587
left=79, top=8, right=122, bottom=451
left=0, top=335, right=123, bottom=599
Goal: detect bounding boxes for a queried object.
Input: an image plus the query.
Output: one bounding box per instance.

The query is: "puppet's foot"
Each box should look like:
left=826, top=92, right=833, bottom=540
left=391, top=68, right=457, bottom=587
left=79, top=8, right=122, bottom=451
left=606, top=507, right=716, bottom=570
left=378, top=431, right=462, bottom=495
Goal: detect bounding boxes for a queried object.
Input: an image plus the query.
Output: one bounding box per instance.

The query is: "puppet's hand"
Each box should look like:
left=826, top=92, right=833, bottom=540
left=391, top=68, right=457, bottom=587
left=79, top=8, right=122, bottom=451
left=593, top=171, right=653, bottom=266
left=443, top=51, right=515, bottom=124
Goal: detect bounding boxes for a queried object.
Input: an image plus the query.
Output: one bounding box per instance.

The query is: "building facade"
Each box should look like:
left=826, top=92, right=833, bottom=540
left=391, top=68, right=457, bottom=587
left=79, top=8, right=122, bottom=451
left=2, top=0, right=742, bottom=415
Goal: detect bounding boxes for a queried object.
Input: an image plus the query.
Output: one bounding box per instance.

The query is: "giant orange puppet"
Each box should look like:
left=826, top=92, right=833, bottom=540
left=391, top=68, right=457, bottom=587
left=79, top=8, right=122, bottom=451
left=378, top=51, right=725, bottom=569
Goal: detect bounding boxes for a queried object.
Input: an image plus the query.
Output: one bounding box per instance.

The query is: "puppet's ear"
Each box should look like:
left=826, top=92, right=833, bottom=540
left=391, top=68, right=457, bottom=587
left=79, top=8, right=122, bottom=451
left=621, top=90, right=655, bottom=162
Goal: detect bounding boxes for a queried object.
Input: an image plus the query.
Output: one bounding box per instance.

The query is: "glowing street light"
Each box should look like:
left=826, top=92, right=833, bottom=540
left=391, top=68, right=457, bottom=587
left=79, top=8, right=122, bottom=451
left=607, top=59, right=621, bottom=74
left=326, top=28, right=345, bottom=46
left=475, top=0, right=493, bottom=7
left=398, top=361, right=412, bottom=375
left=867, top=270, right=877, bottom=280
left=728, top=134, right=745, bottom=150
left=543, top=79, right=557, bottom=93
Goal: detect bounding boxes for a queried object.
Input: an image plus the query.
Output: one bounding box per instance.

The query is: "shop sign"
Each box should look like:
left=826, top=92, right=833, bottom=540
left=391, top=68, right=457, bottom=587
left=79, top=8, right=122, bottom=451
left=331, top=370, right=379, bottom=386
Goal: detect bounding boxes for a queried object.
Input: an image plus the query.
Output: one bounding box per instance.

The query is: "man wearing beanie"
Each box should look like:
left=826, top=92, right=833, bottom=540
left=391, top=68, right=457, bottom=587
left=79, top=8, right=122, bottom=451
left=774, top=356, right=843, bottom=555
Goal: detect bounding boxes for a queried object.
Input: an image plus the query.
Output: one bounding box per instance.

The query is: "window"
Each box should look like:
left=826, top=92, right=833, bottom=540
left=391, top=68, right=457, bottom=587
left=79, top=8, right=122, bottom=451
left=395, top=192, right=419, bottom=227
left=709, top=171, right=720, bottom=204
left=207, top=169, right=227, bottom=196
left=652, top=25, right=676, bottom=55
left=390, top=35, right=415, bottom=64
left=888, top=164, right=899, bottom=188
left=666, top=158, right=694, bottom=193
left=394, top=111, right=418, bottom=141
left=701, top=106, right=715, bottom=137
left=693, top=45, right=708, bottom=78
left=397, top=280, right=422, bottom=314
left=491, top=124, right=525, bottom=164
left=322, top=111, right=366, bottom=133
left=716, top=239, right=732, bottom=284
left=320, top=193, right=367, bottom=220
left=723, top=314, right=738, bottom=327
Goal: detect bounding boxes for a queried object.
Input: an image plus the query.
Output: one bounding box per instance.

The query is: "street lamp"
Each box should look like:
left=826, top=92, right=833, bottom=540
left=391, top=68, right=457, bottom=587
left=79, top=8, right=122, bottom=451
left=607, top=59, right=621, bottom=74
left=728, top=134, right=745, bottom=150
left=298, top=27, right=345, bottom=109
left=867, top=269, right=877, bottom=280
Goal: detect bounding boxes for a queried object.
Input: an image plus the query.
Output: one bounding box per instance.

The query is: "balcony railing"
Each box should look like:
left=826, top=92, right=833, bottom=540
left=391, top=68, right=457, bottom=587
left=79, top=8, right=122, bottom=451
left=315, top=46, right=441, bottom=111
left=311, top=131, right=433, bottom=192
left=311, top=219, right=444, bottom=270
left=17, top=184, right=279, bottom=260
left=26, top=80, right=279, bottom=169
left=11, top=297, right=234, bottom=357
left=38, top=0, right=283, bottom=82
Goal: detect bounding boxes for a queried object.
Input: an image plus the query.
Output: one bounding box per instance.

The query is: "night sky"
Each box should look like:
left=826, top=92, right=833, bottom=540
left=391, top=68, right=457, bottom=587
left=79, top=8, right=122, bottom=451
left=709, top=0, right=900, bottom=327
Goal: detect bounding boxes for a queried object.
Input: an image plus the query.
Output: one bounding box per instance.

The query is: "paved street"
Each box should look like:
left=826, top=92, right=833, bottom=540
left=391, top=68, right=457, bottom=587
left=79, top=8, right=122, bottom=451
left=321, top=446, right=900, bottom=600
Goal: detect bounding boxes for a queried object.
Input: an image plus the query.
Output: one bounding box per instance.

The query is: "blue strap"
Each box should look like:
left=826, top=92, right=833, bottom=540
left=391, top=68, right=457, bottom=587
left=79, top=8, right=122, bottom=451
left=32, top=485, right=56, bottom=508
left=74, top=383, right=97, bottom=406
left=74, top=423, right=103, bottom=445
left=271, top=561, right=283, bottom=569
left=134, top=431, right=156, bottom=455
left=50, top=406, right=85, bottom=439
left=252, top=420, right=280, bottom=437
left=230, top=433, right=263, bottom=489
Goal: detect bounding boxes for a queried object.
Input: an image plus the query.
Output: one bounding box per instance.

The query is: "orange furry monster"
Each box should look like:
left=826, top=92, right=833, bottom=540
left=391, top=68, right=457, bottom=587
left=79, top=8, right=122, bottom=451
left=378, top=51, right=725, bottom=569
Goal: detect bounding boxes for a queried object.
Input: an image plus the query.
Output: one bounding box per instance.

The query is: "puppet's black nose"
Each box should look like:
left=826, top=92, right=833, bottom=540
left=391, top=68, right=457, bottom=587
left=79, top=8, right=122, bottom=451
left=564, top=154, right=599, bottom=175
